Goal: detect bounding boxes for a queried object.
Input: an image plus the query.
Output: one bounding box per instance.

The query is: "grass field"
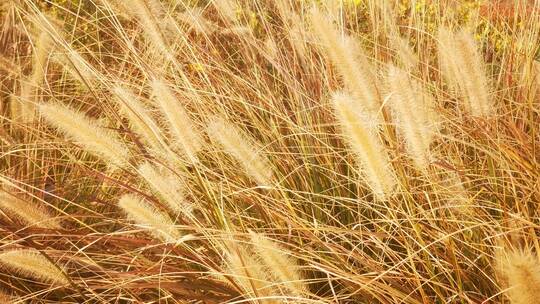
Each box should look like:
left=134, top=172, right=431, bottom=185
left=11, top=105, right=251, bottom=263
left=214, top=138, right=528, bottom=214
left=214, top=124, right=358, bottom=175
left=0, top=0, right=539, bottom=303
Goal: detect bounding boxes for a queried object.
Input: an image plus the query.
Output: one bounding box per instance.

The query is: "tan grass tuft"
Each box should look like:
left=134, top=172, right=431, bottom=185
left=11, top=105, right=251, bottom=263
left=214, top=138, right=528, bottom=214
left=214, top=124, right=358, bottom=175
left=386, top=66, right=439, bottom=171
left=0, top=249, right=69, bottom=286
left=212, top=0, right=239, bottom=24
left=0, top=192, right=60, bottom=229
left=437, top=27, right=493, bottom=117
left=118, top=194, right=182, bottom=243
left=222, top=238, right=278, bottom=302
left=249, top=231, right=306, bottom=296
left=12, top=32, right=53, bottom=123
left=151, top=79, right=202, bottom=163
left=131, top=0, right=173, bottom=60
left=207, top=117, right=273, bottom=187
left=138, top=162, right=192, bottom=216
left=38, top=103, right=130, bottom=168
left=332, top=92, right=396, bottom=200
left=113, top=84, right=166, bottom=154
left=496, top=246, right=540, bottom=304
left=311, top=7, right=382, bottom=121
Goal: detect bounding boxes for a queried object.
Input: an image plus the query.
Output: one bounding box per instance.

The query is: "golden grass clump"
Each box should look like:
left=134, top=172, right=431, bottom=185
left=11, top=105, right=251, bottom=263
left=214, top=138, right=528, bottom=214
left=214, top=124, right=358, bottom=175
left=1, top=0, right=539, bottom=302
left=310, top=7, right=382, bottom=121
left=130, top=0, right=173, bottom=60
left=249, top=231, right=306, bottom=296
left=437, top=27, right=494, bottom=117
left=222, top=238, right=279, bottom=303
left=496, top=246, right=540, bottom=304
left=113, top=84, right=166, bottom=153
left=118, top=193, right=182, bottom=243
left=38, top=103, right=129, bottom=168
left=0, top=249, right=68, bottom=286
left=207, top=117, right=273, bottom=187
left=332, top=92, right=396, bottom=200
left=11, top=32, right=52, bottom=123
left=138, top=162, right=192, bottom=216
left=151, top=79, right=202, bottom=162
left=386, top=65, right=439, bottom=171
left=0, top=192, right=60, bottom=229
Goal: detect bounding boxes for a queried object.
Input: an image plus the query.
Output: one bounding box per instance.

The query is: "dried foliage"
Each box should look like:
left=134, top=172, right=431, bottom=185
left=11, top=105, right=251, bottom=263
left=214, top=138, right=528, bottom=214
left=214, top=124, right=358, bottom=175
left=0, top=0, right=539, bottom=303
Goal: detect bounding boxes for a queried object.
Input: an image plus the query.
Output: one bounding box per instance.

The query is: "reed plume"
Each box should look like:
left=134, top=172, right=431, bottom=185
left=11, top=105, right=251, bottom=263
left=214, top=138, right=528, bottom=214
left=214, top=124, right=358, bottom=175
left=496, top=246, right=540, bottom=304
left=118, top=194, right=182, bottom=243
left=207, top=117, right=273, bottom=187
left=332, top=92, right=396, bottom=200
left=151, top=79, right=202, bottom=163
left=0, top=249, right=69, bottom=286
left=311, top=7, right=382, bottom=121
left=386, top=66, right=439, bottom=171
left=249, top=231, right=306, bottom=296
left=138, top=162, right=192, bottom=216
left=437, top=27, right=493, bottom=117
left=38, top=103, right=130, bottom=168
left=0, top=192, right=60, bottom=229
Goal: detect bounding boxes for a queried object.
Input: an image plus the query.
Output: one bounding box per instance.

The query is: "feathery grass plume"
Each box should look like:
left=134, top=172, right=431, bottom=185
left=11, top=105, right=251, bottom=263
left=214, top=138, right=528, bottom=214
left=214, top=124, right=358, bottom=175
left=264, top=38, right=279, bottom=62
left=311, top=7, right=382, bottom=121
left=176, top=8, right=216, bottom=35
left=496, top=246, right=540, bottom=304
left=249, top=231, right=306, bottom=296
left=0, top=249, right=69, bottom=286
left=439, top=170, right=472, bottom=215
left=222, top=237, right=279, bottom=303
left=0, top=54, right=20, bottom=75
left=390, top=35, right=418, bottom=71
left=212, top=0, right=239, bottom=24
left=371, top=0, right=418, bottom=71
left=131, top=0, right=173, bottom=61
left=13, top=32, right=52, bottom=123
left=534, top=60, right=540, bottom=92
left=138, top=162, right=192, bottom=216
left=55, top=50, right=99, bottom=86
left=38, top=103, right=130, bottom=168
left=118, top=194, right=182, bottom=243
left=151, top=79, right=202, bottom=162
left=437, top=27, right=493, bottom=117
left=275, top=0, right=308, bottom=61
left=29, top=32, right=51, bottom=87
left=332, top=92, right=396, bottom=200
left=207, top=117, right=273, bottom=187
left=97, top=0, right=133, bottom=20
left=0, top=290, right=14, bottom=303
left=386, top=66, right=439, bottom=171
left=113, top=84, right=166, bottom=153
left=0, top=192, right=60, bottom=229
left=288, top=23, right=308, bottom=61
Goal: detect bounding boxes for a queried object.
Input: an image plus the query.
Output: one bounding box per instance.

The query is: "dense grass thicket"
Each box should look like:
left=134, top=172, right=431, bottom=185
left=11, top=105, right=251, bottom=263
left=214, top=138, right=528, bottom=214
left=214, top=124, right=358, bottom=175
left=0, top=0, right=539, bottom=303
